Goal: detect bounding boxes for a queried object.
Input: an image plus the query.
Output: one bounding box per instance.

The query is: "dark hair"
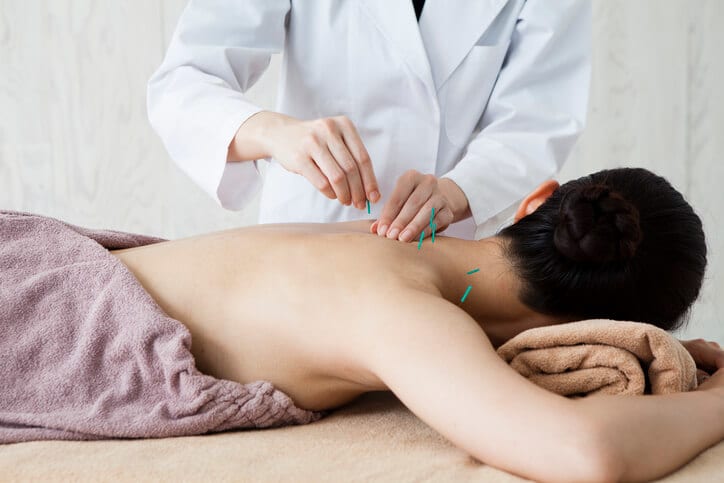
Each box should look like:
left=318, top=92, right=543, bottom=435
left=499, top=168, right=707, bottom=331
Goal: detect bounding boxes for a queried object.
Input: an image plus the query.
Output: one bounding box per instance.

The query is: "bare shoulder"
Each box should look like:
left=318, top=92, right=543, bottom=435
left=361, top=288, right=498, bottom=380
left=358, top=288, right=574, bottom=476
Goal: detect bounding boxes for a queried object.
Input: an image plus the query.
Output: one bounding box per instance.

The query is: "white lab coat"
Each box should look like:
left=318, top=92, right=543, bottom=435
left=148, top=0, right=591, bottom=239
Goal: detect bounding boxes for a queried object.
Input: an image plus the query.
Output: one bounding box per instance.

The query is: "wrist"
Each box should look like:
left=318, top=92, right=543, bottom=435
left=229, top=111, right=292, bottom=162
left=439, top=177, right=471, bottom=222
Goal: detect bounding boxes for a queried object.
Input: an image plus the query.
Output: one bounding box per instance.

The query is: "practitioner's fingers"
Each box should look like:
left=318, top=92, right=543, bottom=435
left=298, top=157, right=336, bottom=200
left=376, top=170, right=423, bottom=238
left=399, top=196, right=454, bottom=244
left=429, top=203, right=454, bottom=239
left=312, top=145, right=352, bottom=205
left=337, top=116, right=380, bottom=203
left=387, top=180, right=436, bottom=242
left=271, top=115, right=379, bottom=206
left=327, top=126, right=366, bottom=210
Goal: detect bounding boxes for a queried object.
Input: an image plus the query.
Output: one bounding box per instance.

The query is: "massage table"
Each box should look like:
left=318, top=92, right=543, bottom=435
left=2, top=391, right=723, bottom=482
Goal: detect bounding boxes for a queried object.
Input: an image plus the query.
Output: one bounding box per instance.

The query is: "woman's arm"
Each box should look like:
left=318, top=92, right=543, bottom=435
left=574, top=378, right=724, bottom=481
left=365, top=291, right=724, bottom=482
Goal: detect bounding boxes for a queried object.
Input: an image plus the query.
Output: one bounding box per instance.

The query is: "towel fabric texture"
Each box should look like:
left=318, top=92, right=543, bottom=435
left=497, top=319, right=698, bottom=396
left=0, top=210, right=323, bottom=444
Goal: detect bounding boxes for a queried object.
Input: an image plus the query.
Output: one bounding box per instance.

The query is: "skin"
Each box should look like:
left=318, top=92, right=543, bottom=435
left=228, top=111, right=470, bottom=241
left=110, top=182, right=724, bottom=482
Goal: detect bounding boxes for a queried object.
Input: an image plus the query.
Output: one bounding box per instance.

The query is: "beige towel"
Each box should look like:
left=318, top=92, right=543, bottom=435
left=497, top=319, right=698, bottom=396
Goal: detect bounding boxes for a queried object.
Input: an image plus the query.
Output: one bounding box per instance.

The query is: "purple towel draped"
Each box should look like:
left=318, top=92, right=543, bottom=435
left=0, top=210, right=324, bottom=444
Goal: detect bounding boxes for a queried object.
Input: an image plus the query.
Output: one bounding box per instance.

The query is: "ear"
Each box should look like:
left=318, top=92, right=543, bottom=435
left=514, top=180, right=560, bottom=223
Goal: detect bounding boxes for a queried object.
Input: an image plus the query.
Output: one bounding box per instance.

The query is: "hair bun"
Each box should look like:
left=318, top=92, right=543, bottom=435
left=553, top=184, right=642, bottom=263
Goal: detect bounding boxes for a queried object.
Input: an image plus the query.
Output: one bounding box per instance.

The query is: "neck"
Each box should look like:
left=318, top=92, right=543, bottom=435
left=422, top=235, right=561, bottom=347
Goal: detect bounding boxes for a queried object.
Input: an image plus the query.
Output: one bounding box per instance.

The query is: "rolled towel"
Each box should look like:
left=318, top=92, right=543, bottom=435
left=497, top=319, right=698, bottom=397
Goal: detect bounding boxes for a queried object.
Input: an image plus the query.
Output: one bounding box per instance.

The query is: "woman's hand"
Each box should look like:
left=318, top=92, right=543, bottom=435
left=370, top=170, right=470, bottom=242
left=229, top=111, right=380, bottom=209
left=680, top=339, right=724, bottom=384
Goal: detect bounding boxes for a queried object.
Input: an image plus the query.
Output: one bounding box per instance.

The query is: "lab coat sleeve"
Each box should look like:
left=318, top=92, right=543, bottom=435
left=442, top=0, right=591, bottom=236
left=147, top=0, right=290, bottom=210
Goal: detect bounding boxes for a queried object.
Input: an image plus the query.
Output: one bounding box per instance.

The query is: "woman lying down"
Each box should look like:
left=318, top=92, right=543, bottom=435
left=2, top=167, right=723, bottom=482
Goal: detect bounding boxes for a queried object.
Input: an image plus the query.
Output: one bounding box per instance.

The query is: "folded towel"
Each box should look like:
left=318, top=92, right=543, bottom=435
left=0, top=210, right=324, bottom=444
left=496, top=319, right=698, bottom=396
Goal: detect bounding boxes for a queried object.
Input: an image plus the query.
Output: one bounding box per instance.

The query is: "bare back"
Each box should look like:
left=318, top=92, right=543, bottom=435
left=111, top=220, right=442, bottom=410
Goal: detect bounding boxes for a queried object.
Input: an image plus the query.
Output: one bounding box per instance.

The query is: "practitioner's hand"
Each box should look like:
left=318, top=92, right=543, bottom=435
left=232, top=111, right=380, bottom=209
left=681, top=338, right=724, bottom=374
left=371, top=170, right=470, bottom=242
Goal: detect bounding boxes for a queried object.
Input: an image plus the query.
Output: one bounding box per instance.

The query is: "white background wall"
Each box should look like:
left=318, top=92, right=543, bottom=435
left=1, top=1, right=722, bottom=343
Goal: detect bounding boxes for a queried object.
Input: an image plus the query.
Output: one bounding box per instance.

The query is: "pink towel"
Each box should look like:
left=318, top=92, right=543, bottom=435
left=0, top=210, right=324, bottom=444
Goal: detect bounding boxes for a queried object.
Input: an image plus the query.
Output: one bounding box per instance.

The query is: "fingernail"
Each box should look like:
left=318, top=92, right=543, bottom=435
left=399, top=229, right=411, bottom=242
left=378, top=224, right=388, bottom=236
left=369, top=191, right=380, bottom=202
left=387, top=227, right=399, bottom=239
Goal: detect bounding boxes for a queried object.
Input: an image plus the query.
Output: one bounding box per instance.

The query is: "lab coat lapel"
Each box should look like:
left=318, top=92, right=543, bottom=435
left=419, top=0, right=509, bottom=90
left=359, top=1, right=436, bottom=96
